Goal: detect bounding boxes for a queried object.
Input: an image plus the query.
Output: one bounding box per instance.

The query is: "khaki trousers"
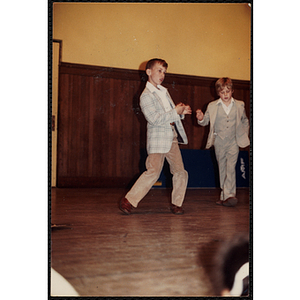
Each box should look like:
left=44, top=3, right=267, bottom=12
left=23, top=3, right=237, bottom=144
left=125, top=140, right=188, bottom=208
left=214, top=135, right=239, bottom=201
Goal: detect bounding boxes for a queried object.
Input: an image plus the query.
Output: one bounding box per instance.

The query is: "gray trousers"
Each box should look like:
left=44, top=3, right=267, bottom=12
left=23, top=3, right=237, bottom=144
left=214, top=135, right=239, bottom=201
left=126, top=140, right=188, bottom=208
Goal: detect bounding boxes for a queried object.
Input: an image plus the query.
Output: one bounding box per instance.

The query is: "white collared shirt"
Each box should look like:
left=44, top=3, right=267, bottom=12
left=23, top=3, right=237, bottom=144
left=146, top=81, right=172, bottom=112
left=217, top=97, right=235, bottom=115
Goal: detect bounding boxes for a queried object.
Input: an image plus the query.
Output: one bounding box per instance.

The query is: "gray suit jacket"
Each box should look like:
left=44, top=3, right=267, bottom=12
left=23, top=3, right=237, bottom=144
left=198, top=98, right=250, bottom=149
left=140, top=86, right=188, bottom=154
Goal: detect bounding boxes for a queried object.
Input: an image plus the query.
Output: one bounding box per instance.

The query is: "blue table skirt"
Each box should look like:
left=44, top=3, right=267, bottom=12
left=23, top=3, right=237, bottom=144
left=139, top=149, right=250, bottom=188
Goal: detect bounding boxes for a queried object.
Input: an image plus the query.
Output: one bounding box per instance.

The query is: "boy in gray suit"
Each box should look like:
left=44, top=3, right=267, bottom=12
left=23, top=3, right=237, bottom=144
left=119, top=58, right=192, bottom=215
left=196, top=78, right=250, bottom=207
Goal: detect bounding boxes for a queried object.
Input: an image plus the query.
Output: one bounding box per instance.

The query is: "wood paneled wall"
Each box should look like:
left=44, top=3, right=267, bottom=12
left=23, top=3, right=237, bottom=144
left=57, top=62, right=250, bottom=188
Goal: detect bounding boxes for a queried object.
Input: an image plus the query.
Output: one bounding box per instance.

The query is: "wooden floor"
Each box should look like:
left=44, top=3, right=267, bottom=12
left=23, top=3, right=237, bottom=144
left=51, top=187, right=250, bottom=297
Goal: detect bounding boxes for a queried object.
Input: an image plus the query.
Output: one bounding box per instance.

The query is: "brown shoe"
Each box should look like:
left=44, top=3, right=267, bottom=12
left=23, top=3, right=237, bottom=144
left=170, top=204, right=184, bottom=215
left=119, top=197, right=133, bottom=214
left=216, top=200, right=223, bottom=206
left=222, top=197, right=238, bottom=207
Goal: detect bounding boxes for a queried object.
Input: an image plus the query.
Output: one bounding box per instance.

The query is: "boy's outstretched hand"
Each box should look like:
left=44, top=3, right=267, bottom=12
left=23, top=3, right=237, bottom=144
left=175, top=103, right=192, bottom=115
left=196, top=109, right=204, bottom=121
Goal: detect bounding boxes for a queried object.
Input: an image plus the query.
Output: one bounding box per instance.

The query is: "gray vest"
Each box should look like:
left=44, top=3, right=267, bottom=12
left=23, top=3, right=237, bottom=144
left=214, top=104, right=237, bottom=141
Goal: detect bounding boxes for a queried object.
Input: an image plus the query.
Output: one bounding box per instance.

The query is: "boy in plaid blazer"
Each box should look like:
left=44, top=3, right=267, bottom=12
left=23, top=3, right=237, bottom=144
left=119, top=58, right=191, bottom=215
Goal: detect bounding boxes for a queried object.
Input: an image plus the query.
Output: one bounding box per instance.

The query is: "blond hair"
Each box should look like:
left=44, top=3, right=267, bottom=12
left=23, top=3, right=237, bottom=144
left=215, top=77, right=234, bottom=94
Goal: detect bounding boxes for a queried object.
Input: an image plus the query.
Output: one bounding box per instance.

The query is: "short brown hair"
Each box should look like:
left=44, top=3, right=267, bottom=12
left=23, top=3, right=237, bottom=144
left=215, top=77, right=234, bottom=94
left=145, top=58, right=168, bottom=70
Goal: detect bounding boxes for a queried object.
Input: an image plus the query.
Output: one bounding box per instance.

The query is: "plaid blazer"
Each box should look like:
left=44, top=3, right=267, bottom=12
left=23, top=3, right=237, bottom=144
left=140, top=86, right=188, bottom=154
